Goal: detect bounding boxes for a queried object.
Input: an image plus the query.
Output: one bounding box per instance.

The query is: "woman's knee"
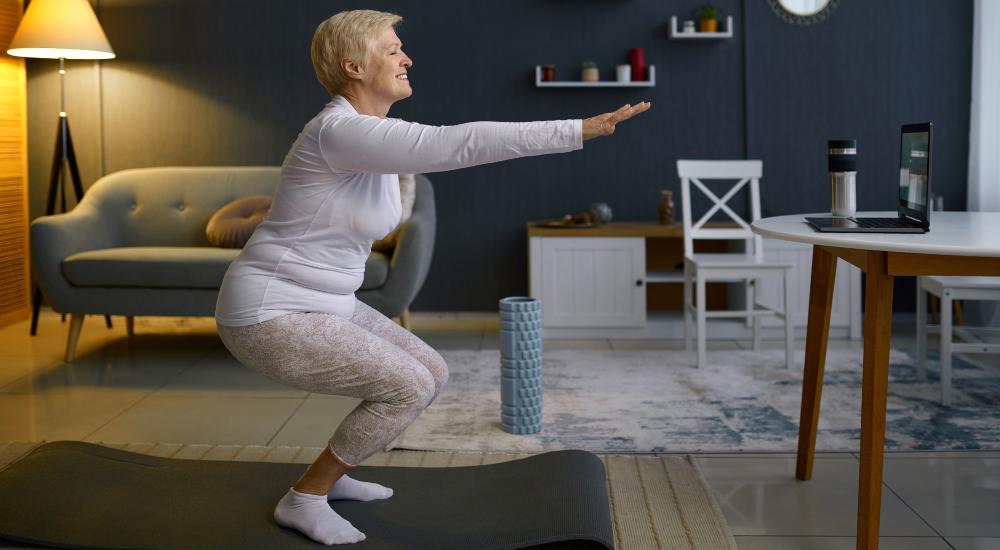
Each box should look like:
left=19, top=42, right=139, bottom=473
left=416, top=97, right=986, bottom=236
left=421, top=350, right=449, bottom=394
left=389, top=364, right=437, bottom=410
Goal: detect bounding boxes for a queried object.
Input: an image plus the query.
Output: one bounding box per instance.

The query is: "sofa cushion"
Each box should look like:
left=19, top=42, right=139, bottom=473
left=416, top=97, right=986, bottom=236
left=63, top=247, right=392, bottom=291
left=372, top=173, right=416, bottom=252
left=205, top=196, right=272, bottom=248
left=63, top=247, right=241, bottom=289
left=361, top=251, right=390, bottom=289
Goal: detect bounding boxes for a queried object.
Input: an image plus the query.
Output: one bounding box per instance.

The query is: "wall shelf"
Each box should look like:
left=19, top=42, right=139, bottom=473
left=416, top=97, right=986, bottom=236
left=669, top=16, right=734, bottom=39
left=535, top=65, right=655, bottom=88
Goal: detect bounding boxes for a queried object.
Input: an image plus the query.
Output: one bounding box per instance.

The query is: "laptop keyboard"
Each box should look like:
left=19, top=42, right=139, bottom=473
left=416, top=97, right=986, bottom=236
left=850, top=217, right=906, bottom=228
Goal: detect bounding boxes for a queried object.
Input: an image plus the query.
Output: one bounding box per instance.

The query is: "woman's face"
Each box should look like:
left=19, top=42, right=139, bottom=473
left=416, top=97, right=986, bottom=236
left=364, top=27, right=412, bottom=104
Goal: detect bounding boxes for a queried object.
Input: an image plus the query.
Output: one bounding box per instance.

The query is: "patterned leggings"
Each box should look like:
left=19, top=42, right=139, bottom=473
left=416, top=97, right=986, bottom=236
left=216, top=300, right=448, bottom=466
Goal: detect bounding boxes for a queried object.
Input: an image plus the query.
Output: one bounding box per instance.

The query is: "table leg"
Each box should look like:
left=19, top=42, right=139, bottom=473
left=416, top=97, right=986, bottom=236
left=796, top=245, right=838, bottom=481
left=857, top=251, right=894, bottom=550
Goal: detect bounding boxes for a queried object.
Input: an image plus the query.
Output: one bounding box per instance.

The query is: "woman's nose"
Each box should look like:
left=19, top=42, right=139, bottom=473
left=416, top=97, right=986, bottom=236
left=402, top=55, right=412, bottom=68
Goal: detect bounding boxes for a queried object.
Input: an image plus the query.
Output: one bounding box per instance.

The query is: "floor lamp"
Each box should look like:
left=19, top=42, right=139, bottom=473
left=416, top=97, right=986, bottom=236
left=7, top=0, right=115, bottom=336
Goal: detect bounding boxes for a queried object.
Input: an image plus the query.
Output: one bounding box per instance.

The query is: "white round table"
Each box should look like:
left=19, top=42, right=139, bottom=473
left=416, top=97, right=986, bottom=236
left=752, top=211, right=1000, bottom=550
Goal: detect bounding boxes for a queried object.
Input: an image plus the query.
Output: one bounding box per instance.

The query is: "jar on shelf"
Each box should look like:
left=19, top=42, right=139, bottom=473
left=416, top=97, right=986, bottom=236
left=541, top=64, right=556, bottom=81
left=580, top=61, right=598, bottom=82
left=658, top=190, right=675, bottom=225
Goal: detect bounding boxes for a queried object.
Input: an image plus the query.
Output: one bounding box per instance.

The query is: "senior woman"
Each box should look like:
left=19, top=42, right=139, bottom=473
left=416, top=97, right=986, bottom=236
left=214, top=9, right=649, bottom=546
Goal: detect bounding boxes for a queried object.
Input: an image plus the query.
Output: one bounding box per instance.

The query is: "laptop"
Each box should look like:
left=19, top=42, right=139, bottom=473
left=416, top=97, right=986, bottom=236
left=806, top=122, right=932, bottom=233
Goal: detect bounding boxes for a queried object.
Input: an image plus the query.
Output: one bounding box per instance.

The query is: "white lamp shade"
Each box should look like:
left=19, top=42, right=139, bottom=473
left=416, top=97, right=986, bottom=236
left=6, top=0, right=115, bottom=60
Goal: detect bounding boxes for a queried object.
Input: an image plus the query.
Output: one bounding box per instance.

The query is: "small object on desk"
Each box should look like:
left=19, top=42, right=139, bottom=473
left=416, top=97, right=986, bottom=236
left=658, top=190, right=675, bottom=224
left=542, top=212, right=595, bottom=228
left=580, top=61, right=598, bottom=82
left=541, top=64, right=556, bottom=81
left=589, top=202, right=613, bottom=224
left=829, top=138, right=857, bottom=217
left=615, top=64, right=631, bottom=83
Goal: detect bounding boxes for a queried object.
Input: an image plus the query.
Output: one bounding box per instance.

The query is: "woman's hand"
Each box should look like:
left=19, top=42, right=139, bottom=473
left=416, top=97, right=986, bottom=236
left=582, top=101, right=651, bottom=141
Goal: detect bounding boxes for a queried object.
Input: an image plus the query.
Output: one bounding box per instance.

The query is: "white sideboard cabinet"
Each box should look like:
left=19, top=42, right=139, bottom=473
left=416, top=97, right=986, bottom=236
left=527, top=222, right=861, bottom=339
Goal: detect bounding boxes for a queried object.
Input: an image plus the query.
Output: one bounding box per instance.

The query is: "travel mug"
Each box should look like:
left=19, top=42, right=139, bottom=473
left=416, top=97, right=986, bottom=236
left=829, top=139, right=857, bottom=217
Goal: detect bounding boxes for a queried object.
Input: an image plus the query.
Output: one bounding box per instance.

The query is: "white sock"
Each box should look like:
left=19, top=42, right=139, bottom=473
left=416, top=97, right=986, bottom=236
left=273, top=488, right=366, bottom=545
left=327, top=474, right=393, bottom=501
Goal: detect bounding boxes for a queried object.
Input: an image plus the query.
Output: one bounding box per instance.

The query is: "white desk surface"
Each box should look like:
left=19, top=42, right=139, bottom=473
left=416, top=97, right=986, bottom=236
left=752, top=212, right=1000, bottom=257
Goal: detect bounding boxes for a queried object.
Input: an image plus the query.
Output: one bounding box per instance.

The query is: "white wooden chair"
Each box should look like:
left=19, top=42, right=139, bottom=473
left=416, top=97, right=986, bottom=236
left=916, top=276, right=1000, bottom=405
left=678, top=160, right=796, bottom=369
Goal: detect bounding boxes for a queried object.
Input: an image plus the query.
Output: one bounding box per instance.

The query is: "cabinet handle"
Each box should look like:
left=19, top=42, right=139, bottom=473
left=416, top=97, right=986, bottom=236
left=635, top=279, right=644, bottom=287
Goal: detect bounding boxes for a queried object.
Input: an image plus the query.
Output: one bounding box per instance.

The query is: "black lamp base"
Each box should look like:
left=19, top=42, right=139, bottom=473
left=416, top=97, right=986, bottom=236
left=30, top=115, right=113, bottom=336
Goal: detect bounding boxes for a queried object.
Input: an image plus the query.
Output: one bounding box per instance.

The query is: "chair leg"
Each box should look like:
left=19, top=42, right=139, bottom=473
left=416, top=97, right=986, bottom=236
left=941, top=291, right=953, bottom=406
left=696, top=275, right=707, bottom=368
left=744, top=279, right=753, bottom=329
left=683, top=263, right=693, bottom=351
left=65, top=314, right=84, bottom=362
left=399, top=309, right=411, bottom=331
left=751, top=278, right=761, bottom=351
left=126, top=316, right=135, bottom=338
left=916, top=280, right=927, bottom=382
left=783, top=270, right=795, bottom=370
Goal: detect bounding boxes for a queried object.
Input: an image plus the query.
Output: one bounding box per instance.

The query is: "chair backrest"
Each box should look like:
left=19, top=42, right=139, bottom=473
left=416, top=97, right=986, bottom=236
left=676, top=160, right=763, bottom=259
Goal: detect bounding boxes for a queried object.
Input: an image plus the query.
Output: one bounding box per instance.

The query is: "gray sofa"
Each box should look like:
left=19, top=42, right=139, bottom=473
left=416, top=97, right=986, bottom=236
left=30, top=166, right=436, bottom=361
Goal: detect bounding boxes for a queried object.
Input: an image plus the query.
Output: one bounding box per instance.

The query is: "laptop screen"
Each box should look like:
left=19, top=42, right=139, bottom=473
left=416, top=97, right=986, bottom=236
left=898, top=124, right=931, bottom=217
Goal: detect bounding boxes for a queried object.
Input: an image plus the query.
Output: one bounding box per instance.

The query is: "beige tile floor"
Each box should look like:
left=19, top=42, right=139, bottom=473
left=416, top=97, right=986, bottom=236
left=0, top=309, right=998, bottom=549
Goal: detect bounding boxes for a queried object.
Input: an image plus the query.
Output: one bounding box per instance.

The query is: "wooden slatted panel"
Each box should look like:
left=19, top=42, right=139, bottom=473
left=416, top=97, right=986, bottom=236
left=0, top=0, right=28, bottom=329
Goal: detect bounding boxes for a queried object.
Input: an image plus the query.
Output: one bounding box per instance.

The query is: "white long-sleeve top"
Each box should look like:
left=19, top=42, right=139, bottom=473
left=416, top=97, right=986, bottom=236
left=215, top=96, right=583, bottom=326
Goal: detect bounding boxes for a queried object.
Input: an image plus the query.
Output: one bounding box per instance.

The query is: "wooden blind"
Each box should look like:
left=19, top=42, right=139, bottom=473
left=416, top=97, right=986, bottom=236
left=0, top=0, right=29, bottom=328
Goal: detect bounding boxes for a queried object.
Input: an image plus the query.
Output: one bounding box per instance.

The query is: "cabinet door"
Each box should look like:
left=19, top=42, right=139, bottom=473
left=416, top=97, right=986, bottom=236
left=539, top=237, right=645, bottom=327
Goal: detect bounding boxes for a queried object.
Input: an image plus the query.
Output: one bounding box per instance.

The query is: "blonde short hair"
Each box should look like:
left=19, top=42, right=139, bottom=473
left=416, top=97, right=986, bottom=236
left=311, top=10, right=403, bottom=97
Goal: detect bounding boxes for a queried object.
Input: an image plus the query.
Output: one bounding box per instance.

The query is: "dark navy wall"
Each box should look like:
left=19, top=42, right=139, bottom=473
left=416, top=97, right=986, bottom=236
left=26, top=0, right=973, bottom=311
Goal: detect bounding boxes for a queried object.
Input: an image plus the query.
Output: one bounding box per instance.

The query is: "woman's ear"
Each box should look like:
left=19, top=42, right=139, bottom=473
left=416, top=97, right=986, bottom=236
left=341, top=59, right=364, bottom=81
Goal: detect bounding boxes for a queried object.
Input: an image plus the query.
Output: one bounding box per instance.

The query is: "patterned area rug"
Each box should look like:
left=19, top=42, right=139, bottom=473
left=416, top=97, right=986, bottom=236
left=393, top=347, right=1000, bottom=453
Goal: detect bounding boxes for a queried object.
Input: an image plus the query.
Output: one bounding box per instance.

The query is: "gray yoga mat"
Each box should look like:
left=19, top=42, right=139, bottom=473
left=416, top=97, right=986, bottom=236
left=0, top=441, right=614, bottom=550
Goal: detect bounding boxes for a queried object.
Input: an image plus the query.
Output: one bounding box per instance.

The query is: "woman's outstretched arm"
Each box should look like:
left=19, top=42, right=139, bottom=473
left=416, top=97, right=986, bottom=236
left=319, top=101, right=651, bottom=175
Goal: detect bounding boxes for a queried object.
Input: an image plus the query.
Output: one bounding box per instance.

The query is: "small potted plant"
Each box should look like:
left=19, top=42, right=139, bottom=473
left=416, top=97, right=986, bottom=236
left=698, top=5, right=720, bottom=33
left=580, top=61, right=598, bottom=82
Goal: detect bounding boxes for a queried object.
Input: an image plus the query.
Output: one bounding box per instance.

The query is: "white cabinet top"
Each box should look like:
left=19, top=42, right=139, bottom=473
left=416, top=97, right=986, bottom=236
left=752, top=212, right=1000, bottom=257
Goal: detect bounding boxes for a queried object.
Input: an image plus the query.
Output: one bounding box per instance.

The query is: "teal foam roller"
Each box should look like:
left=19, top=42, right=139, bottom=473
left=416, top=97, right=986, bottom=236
left=499, top=331, right=542, bottom=349
left=500, top=366, right=542, bottom=379
left=501, top=388, right=542, bottom=401
left=500, top=358, right=542, bottom=370
left=501, top=375, right=541, bottom=390
left=501, top=320, right=542, bottom=331
left=500, top=335, right=542, bottom=357
left=501, top=412, right=542, bottom=426
left=500, top=384, right=542, bottom=403
left=501, top=423, right=542, bottom=434
left=500, top=393, right=543, bottom=408
left=499, top=328, right=542, bottom=344
left=500, top=348, right=542, bottom=361
left=498, top=297, right=541, bottom=312
left=501, top=403, right=543, bottom=416
left=499, top=311, right=541, bottom=322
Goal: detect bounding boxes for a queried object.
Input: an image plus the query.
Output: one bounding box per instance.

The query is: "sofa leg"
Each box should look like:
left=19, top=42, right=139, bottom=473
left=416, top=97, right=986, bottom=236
left=126, top=316, right=135, bottom=338
left=65, top=314, right=84, bottom=362
left=400, top=308, right=411, bottom=331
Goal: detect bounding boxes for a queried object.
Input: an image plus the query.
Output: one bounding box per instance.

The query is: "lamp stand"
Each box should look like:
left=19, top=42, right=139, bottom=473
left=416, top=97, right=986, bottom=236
left=30, top=58, right=113, bottom=336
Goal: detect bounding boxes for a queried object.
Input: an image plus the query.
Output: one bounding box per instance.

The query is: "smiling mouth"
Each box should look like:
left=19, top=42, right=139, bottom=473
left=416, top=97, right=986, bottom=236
left=396, top=74, right=408, bottom=80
